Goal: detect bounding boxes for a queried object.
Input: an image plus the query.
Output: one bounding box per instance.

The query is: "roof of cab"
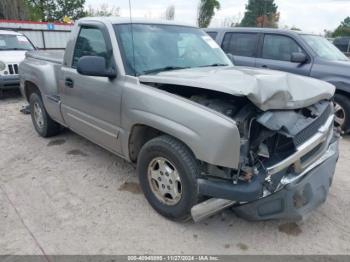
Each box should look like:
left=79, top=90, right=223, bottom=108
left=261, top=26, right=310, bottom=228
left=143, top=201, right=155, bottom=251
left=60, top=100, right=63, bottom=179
left=0, top=30, right=22, bottom=35
left=203, top=27, right=316, bottom=36
left=78, top=17, right=196, bottom=28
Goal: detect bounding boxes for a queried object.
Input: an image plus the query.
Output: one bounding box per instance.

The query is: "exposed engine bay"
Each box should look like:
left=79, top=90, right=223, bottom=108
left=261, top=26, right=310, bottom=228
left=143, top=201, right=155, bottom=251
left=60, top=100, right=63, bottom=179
left=145, top=82, right=336, bottom=199
left=192, top=93, right=333, bottom=191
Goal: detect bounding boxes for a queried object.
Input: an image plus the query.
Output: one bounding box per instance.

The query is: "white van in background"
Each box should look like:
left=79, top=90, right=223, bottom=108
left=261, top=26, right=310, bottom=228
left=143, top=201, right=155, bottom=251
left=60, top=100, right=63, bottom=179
left=0, top=30, right=35, bottom=96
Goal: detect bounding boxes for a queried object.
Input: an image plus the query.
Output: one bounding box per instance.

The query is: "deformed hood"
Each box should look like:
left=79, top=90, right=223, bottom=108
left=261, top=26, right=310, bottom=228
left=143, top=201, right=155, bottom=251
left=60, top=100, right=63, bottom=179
left=139, top=66, right=335, bottom=111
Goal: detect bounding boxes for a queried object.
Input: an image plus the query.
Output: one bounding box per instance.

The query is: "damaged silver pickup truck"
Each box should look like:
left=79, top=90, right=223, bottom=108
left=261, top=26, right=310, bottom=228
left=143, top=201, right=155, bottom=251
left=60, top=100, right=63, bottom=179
left=19, top=18, right=339, bottom=222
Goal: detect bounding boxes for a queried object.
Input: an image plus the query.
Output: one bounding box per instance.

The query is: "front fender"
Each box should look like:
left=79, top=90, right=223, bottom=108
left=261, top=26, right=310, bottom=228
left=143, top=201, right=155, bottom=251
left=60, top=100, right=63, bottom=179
left=121, top=81, right=241, bottom=169
left=311, top=67, right=350, bottom=94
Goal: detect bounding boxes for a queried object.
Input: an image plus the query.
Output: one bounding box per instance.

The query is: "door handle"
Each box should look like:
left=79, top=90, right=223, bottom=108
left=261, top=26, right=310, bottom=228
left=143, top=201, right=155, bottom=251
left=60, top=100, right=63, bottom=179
left=65, top=78, right=74, bottom=88
left=261, top=65, right=268, bottom=68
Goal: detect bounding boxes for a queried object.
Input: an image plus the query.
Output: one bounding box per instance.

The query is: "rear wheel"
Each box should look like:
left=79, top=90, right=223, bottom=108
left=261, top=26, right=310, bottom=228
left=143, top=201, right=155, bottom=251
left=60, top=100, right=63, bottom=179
left=29, top=92, right=61, bottom=137
left=137, top=135, right=199, bottom=221
left=334, top=93, right=350, bottom=133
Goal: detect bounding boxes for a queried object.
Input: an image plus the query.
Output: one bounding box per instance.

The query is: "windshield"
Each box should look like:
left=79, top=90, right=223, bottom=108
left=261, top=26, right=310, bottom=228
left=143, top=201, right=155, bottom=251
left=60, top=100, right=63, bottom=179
left=0, top=34, right=35, bottom=51
left=301, top=34, right=349, bottom=61
left=114, top=24, right=232, bottom=76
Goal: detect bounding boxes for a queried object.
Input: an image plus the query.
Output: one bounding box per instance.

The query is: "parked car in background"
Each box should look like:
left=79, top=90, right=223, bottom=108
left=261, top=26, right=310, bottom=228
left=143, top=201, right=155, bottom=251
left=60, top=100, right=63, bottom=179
left=0, top=30, right=35, bottom=96
left=333, top=36, right=350, bottom=57
left=0, top=19, right=73, bottom=50
left=205, top=28, right=350, bottom=132
left=19, top=18, right=339, bottom=222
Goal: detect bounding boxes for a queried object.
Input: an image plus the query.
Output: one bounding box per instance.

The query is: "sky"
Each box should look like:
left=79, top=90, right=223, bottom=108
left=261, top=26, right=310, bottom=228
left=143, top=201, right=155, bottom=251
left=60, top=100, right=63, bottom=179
left=85, top=0, right=350, bottom=34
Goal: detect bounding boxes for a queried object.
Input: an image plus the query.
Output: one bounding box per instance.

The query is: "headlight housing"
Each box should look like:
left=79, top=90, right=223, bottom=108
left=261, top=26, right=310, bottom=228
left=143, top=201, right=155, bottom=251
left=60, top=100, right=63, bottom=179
left=0, top=61, right=6, bottom=71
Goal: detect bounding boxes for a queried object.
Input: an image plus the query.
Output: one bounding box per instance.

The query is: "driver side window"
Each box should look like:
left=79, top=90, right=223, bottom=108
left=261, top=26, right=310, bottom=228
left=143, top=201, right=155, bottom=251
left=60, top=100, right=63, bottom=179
left=72, top=27, right=109, bottom=68
left=262, top=34, right=305, bottom=62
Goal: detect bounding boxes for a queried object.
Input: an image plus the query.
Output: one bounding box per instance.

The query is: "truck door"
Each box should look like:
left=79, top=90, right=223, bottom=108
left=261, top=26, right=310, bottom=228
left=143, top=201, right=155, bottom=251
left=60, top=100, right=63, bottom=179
left=220, top=32, right=258, bottom=67
left=60, top=23, right=123, bottom=154
left=255, top=34, right=312, bottom=76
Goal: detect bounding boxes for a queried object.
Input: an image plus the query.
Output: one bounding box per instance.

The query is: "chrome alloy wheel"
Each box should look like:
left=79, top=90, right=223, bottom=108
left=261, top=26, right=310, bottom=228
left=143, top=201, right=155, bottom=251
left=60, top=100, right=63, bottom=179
left=147, top=157, right=182, bottom=205
left=33, top=102, right=44, bottom=129
left=334, top=102, right=346, bottom=127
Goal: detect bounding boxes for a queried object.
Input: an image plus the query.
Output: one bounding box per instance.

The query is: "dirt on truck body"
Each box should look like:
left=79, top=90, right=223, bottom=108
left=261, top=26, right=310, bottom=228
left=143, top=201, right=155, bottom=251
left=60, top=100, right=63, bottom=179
left=19, top=17, right=339, bottom=222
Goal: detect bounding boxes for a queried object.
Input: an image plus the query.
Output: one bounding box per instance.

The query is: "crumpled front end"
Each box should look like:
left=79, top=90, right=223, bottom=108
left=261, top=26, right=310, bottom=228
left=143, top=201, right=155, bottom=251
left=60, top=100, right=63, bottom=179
left=233, top=140, right=338, bottom=221
left=141, top=77, right=339, bottom=221
left=232, top=100, right=340, bottom=221
left=193, top=98, right=340, bottom=221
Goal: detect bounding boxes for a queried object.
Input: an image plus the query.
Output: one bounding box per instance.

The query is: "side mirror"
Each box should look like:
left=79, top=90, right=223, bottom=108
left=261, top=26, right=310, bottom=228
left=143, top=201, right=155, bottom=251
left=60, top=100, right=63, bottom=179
left=291, top=52, right=307, bottom=64
left=77, top=56, right=116, bottom=78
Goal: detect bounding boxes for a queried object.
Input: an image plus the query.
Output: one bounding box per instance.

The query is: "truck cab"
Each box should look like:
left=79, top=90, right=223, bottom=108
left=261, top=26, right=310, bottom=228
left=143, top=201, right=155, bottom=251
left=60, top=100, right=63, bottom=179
left=205, top=27, right=350, bottom=132
left=0, top=30, right=35, bottom=96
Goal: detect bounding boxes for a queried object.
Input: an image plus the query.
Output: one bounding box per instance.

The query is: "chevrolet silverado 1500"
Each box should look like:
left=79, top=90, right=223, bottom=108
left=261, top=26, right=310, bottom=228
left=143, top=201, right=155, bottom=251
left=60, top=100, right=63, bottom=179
left=19, top=18, right=339, bottom=222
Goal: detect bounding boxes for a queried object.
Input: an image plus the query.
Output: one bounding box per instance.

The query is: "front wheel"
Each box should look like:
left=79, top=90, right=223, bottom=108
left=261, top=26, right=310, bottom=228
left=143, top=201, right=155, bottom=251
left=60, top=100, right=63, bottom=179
left=137, top=135, right=199, bottom=221
left=334, top=94, right=350, bottom=133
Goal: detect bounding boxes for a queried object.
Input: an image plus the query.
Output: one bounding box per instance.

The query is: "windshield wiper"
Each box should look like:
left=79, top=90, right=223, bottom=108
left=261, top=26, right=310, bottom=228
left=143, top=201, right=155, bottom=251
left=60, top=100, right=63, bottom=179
left=141, top=64, right=228, bottom=75
left=142, top=66, right=189, bottom=75
left=197, top=63, right=229, bottom=67
left=12, top=48, right=31, bottom=50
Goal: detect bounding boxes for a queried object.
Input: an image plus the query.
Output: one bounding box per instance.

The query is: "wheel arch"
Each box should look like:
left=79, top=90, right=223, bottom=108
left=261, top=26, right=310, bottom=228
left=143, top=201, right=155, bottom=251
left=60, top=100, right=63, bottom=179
left=128, top=124, right=196, bottom=163
left=24, top=81, right=41, bottom=102
left=335, top=88, right=350, bottom=99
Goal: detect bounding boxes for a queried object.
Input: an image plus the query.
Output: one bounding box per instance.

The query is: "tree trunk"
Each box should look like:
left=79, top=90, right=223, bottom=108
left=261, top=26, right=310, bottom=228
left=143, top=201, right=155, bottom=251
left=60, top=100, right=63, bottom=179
left=0, top=0, right=29, bottom=20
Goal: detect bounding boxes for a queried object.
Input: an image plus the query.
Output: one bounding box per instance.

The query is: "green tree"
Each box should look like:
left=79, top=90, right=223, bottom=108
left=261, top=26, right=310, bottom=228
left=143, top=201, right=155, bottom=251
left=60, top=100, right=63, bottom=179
left=25, top=0, right=55, bottom=21
left=333, top=17, right=350, bottom=37
left=54, top=0, right=86, bottom=21
left=197, top=0, right=220, bottom=28
left=240, top=0, right=279, bottom=28
left=25, top=0, right=85, bottom=22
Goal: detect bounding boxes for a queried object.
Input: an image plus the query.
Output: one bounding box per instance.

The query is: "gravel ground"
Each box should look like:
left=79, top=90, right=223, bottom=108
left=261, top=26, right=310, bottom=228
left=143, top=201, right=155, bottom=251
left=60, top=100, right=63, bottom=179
left=1, top=92, right=350, bottom=255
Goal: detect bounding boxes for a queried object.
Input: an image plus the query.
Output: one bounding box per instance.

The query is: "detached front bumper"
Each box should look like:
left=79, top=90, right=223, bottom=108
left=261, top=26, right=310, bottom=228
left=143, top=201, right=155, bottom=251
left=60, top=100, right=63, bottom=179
left=233, top=140, right=339, bottom=221
left=0, top=75, right=20, bottom=90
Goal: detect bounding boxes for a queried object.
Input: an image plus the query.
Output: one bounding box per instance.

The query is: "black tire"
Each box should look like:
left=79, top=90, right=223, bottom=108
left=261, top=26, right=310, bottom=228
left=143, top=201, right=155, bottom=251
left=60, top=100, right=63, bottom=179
left=334, top=93, right=350, bottom=133
left=29, top=92, right=61, bottom=137
left=137, top=135, right=199, bottom=221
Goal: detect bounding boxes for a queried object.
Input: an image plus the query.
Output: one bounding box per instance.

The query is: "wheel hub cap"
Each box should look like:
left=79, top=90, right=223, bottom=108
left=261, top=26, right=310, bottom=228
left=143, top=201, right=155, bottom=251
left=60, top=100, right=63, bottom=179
left=147, top=157, right=182, bottom=205
left=33, top=102, right=44, bottom=128
left=334, top=102, right=346, bottom=127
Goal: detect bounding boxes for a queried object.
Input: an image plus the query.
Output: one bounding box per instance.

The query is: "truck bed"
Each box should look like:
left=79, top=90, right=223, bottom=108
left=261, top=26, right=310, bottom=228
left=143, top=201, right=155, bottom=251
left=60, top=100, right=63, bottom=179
left=26, top=50, right=64, bottom=64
